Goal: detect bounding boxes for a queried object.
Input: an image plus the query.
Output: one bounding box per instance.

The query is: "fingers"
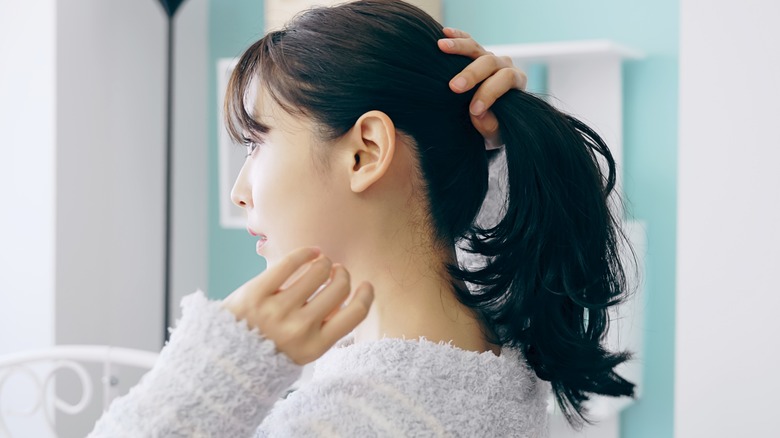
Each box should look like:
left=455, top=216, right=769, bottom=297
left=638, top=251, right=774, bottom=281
left=278, top=254, right=333, bottom=312
left=442, top=27, right=470, bottom=39
left=257, top=247, right=322, bottom=294
left=466, top=67, right=521, bottom=146
left=284, top=258, right=374, bottom=351
left=437, top=36, right=491, bottom=61
left=469, top=67, right=527, bottom=116
left=318, top=281, right=374, bottom=346
left=436, top=28, right=526, bottom=148
left=448, top=54, right=514, bottom=98
left=438, top=35, right=528, bottom=97
left=300, top=263, right=351, bottom=321
left=471, top=111, right=501, bottom=147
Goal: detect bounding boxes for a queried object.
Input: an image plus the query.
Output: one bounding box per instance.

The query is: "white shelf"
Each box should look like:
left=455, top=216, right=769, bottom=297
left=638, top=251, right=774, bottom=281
left=484, top=39, right=644, bottom=63
left=482, top=39, right=644, bottom=222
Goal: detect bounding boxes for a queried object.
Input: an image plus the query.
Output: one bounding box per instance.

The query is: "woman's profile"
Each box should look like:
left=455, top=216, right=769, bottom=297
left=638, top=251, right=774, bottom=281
left=89, top=1, right=636, bottom=436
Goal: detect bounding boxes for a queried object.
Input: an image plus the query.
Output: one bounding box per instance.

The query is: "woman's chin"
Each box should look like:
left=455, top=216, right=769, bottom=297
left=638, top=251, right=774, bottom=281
left=256, top=240, right=278, bottom=267
left=256, top=237, right=268, bottom=255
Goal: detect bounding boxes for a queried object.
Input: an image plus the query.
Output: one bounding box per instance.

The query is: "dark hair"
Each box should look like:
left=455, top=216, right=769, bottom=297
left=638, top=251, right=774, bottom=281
left=224, top=0, right=636, bottom=430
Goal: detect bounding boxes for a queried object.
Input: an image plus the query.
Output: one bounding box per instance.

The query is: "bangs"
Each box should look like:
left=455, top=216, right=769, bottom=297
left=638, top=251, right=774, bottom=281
left=223, top=34, right=285, bottom=146
left=224, top=28, right=323, bottom=146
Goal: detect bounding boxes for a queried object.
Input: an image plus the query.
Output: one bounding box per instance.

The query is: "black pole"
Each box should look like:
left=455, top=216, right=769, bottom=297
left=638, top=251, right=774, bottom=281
left=156, top=0, right=187, bottom=347
left=163, top=14, right=174, bottom=346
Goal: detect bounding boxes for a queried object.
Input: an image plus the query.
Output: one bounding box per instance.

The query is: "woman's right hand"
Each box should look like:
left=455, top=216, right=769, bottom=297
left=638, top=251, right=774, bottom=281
left=437, top=27, right=528, bottom=150
left=221, top=247, right=374, bottom=366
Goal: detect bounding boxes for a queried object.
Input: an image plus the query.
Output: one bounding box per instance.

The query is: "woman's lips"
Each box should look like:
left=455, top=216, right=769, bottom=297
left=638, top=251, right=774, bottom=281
left=247, top=228, right=267, bottom=254
left=256, top=235, right=268, bottom=254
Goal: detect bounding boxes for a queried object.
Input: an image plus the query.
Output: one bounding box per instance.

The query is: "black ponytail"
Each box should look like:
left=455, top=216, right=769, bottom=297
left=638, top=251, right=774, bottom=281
left=450, top=89, right=637, bottom=429
left=223, top=0, right=636, bottom=430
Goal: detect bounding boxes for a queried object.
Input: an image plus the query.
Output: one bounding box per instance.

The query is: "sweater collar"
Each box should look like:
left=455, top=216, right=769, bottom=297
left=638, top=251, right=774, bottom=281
left=312, top=332, right=547, bottom=402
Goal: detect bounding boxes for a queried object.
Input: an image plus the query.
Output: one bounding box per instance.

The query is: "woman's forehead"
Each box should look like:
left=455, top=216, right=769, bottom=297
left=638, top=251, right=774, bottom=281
left=242, top=82, right=280, bottom=135
left=245, top=81, right=318, bottom=141
left=244, top=75, right=261, bottom=120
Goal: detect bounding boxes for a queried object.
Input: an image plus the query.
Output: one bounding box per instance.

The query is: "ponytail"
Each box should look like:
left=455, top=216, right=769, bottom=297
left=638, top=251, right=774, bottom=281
left=449, top=89, right=637, bottom=429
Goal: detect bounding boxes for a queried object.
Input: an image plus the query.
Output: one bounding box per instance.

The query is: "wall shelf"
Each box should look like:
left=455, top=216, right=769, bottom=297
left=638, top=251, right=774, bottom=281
left=485, top=39, right=644, bottom=204
left=485, top=39, right=643, bottom=63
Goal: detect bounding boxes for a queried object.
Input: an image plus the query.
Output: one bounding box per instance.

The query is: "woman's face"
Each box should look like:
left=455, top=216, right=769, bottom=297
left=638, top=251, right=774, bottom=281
left=230, top=87, right=352, bottom=266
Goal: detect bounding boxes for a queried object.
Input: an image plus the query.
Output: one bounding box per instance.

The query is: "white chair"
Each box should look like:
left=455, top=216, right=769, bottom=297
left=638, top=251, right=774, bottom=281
left=0, top=345, right=158, bottom=437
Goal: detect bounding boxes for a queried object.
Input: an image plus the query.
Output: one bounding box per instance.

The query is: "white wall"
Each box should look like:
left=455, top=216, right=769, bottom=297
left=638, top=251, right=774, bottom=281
left=55, top=0, right=167, bottom=350
left=0, top=0, right=56, bottom=351
left=172, top=0, right=209, bottom=327
left=53, top=0, right=208, bottom=345
left=54, top=1, right=208, bottom=436
left=0, top=0, right=208, bottom=436
left=677, top=1, right=780, bottom=436
left=0, top=1, right=56, bottom=435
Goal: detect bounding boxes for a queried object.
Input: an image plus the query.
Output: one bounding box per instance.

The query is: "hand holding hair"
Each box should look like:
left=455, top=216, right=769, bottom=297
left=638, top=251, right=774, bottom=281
left=437, top=27, right=528, bottom=150
left=221, top=247, right=375, bottom=365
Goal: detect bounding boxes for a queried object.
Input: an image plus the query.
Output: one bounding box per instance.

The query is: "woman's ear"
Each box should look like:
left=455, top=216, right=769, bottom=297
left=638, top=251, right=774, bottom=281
left=347, top=110, right=396, bottom=193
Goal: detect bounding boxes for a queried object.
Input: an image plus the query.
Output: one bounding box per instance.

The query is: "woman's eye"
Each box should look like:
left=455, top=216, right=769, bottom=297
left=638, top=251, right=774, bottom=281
left=244, top=141, right=260, bottom=157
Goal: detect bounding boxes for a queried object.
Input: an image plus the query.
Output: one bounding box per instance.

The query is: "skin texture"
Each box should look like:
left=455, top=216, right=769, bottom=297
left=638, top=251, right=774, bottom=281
left=222, top=28, right=527, bottom=366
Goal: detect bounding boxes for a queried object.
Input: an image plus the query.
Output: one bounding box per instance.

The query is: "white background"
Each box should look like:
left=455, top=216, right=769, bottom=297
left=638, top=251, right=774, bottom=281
left=677, top=0, right=780, bottom=436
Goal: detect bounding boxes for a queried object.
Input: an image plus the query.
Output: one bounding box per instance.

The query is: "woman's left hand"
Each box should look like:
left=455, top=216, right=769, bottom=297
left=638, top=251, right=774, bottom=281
left=220, top=247, right=374, bottom=366
left=437, top=27, right=528, bottom=149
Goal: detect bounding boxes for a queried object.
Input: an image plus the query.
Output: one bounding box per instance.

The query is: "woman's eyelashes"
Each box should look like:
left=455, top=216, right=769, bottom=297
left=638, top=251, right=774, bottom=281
left=244, top=142, right=259, bottom=157
left=242, top=136, right=265, bottom=158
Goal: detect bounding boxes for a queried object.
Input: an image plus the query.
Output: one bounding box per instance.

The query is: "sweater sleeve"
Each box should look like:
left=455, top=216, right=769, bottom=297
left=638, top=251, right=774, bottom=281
left=87, top=290, right=304, bottom=438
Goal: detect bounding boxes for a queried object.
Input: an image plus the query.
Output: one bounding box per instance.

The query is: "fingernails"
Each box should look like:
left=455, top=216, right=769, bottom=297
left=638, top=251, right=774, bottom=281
left=439, top=38, right=455, bottom=49
left=470, top=100, right=486, bottom=115
left=452, top=76, right=467, bottom=90
left=444, top=27, right=462, bottom=36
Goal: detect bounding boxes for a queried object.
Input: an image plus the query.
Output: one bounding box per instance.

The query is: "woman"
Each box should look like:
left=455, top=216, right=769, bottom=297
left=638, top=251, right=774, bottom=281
left=89, top=1, right=635, bottom=436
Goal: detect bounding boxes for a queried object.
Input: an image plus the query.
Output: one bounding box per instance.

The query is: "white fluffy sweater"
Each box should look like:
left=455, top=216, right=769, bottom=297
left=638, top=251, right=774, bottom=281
left=87, top=288, right=550, bottom=437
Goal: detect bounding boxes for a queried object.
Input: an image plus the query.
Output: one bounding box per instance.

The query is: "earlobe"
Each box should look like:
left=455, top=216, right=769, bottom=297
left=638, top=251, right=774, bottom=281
left=349, top=110, right=396, bottom=193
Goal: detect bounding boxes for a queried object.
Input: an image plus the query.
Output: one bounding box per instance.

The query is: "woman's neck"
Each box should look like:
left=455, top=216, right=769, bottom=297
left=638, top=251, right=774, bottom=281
left=339, top=231, right=501, bottom=357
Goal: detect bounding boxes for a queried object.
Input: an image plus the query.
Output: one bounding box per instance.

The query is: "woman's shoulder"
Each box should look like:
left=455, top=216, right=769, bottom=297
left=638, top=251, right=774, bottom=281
left=257, top=335, right=550, bottom=437
left=319, top=334, right=533, bottom=380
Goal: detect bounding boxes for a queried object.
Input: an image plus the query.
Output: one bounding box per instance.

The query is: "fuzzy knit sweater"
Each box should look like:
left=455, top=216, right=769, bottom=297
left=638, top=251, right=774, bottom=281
left=86, top=288, right=550, bottom=437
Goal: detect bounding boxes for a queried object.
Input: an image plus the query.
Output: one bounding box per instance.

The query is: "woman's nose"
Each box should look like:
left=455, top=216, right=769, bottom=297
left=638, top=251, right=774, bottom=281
left=230, top=167, right=252, bottom=209
left=231, top=187, right=250, bottom=209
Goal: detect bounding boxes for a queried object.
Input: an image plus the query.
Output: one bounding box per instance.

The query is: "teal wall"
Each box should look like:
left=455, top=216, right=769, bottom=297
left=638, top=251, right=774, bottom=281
left=208, top=1, right=678, bottom=436
left=443, top=1, right=678, bottom=437
left=208, top=0, right=267, bottom=299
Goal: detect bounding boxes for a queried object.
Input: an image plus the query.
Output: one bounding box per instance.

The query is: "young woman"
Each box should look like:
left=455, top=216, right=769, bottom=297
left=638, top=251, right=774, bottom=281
left=89, top=1, right=635, bottom=436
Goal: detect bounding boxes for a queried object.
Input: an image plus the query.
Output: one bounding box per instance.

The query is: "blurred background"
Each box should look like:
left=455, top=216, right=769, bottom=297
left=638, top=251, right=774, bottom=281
left=0, top=0, right=777, bottom=437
